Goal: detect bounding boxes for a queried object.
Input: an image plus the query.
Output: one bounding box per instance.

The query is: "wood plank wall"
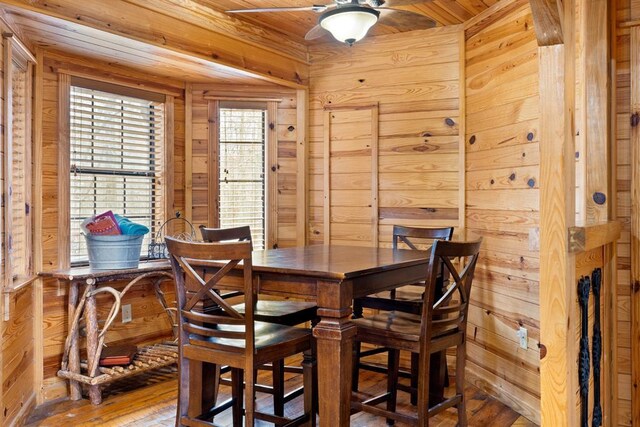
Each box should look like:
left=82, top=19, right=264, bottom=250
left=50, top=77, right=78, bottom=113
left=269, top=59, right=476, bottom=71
left=0, top=19, right=36, bottom=425
left=38, top=51, right=184, bottom=400
left=188, top=84, right=300, bottom=248
left=308, top=25, right=463, bottom=246
left=464, top=1, right=541, bottom=423
left=614, top=0, right=635, bottom=424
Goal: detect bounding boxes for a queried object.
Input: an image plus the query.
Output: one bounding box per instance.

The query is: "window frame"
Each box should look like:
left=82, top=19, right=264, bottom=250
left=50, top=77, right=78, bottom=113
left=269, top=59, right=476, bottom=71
left=2, top=33, right=36, bottom=293
left=59, top=75, right=174, bottom=268
left=208, top=99, right=279, bottom=249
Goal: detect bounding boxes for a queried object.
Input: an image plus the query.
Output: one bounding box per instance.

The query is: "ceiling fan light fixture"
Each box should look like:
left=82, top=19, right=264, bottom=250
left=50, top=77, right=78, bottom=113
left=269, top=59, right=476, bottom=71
left=319, top=6, right=380, bottom=46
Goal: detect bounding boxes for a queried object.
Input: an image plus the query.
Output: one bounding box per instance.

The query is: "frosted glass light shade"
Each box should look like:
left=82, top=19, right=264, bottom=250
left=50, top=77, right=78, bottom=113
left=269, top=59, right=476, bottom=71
left=320, top=7, right=380, bottom=46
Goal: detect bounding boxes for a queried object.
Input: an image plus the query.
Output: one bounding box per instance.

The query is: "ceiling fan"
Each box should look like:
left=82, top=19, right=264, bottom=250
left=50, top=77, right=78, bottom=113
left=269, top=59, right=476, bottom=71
left=227, top=0, right=436, bottom=46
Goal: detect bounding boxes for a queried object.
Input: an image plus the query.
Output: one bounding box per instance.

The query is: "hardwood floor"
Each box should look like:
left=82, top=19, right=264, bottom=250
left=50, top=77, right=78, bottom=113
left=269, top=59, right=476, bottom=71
left=27, top=362, right=537, bottom=426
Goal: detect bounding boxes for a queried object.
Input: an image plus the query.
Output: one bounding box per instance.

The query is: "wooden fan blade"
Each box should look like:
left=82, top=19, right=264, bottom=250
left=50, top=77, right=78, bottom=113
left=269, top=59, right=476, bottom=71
left=227, top=5, right=331, bottom=13
left=368, top=0, right=427, bottom=6
left=377, top=9, right=436, bottom=31
left=305, top=24, right=329, bottom=40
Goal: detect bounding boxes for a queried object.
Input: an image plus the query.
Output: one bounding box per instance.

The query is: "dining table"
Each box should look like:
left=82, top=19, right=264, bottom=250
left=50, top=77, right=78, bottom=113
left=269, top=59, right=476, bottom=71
left=193, top=244, right=435, bottom=426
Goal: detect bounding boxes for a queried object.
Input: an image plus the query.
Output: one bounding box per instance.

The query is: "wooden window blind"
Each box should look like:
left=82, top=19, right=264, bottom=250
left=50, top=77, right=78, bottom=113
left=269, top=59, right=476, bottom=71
left=69, top=85, right=165, bottom=263
left=218, top=106, right=266, bottom=250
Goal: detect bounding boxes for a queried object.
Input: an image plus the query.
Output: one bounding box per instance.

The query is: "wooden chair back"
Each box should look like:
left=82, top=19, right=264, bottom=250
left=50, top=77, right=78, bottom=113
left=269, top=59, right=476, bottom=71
left=200, top=225, right=252, bottom=244
left=422, top=239, right=482, bottom=341
left=165, top=236, right=256, bottom=355
left=392, top=225, right=454, bottom=251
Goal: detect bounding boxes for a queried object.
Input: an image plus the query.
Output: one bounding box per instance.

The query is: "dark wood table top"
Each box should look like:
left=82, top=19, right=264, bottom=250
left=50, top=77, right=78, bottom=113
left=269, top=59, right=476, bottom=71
left=251, top=245, right=430, bottom=280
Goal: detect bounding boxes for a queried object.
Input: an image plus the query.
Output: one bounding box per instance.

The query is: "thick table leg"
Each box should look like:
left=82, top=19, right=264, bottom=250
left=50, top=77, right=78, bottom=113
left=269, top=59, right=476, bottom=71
left=67, top=281, right=82, bottom=400
left=313, top=280, right=356, bottom=427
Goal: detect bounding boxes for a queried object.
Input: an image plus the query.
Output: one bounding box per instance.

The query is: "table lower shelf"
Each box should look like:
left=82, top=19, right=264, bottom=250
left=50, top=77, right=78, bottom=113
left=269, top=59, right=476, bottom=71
left=58, top=343, right=178, bottom=387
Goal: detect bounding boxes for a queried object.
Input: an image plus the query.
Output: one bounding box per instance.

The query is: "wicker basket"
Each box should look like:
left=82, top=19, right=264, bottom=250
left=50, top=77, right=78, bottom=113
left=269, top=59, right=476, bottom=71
left=147, top=216, right=196, bottom=259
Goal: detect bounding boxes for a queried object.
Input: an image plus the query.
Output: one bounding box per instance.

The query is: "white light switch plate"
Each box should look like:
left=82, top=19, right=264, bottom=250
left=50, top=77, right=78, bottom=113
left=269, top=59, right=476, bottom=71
left=122, top=304, right=132, bottom=323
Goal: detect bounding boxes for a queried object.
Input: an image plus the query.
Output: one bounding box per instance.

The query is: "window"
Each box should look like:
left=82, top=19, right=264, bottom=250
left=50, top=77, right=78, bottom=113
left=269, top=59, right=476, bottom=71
left=218, top=106, right=267, bottom=249
left=69, top=82, right=165, bottom=264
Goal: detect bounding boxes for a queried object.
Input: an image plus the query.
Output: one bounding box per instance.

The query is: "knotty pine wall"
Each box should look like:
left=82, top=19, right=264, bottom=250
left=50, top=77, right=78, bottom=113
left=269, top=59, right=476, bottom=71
left=614, top=0, right=636, bottom=424
left=39, top=51, right=184, bottom=401
left=464, top=1, right=541, bottom=423
left=0, top=20, right=36, bottom=425
left=188, top=84, right=301, bottom=248
left=308, top=25, right=463, bottom=246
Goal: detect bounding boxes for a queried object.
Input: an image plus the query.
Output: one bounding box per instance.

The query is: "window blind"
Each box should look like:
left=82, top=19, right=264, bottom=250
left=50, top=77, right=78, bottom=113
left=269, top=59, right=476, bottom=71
left=218, top=107, right=266, bottom=250
left=70, top=85, right=164, bottom=263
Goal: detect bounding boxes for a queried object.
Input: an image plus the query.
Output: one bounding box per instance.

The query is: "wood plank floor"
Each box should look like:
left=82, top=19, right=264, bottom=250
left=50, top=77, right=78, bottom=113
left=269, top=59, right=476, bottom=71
left=27, top=362, right=537, bottom=426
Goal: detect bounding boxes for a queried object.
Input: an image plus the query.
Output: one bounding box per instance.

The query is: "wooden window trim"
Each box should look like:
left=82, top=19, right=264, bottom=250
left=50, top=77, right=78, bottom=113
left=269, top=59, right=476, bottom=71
left=58, top=76, right=174, bottom=268
left=208, top=100, right=278, bottom=248
left=2, top=32, right=36, bottom=296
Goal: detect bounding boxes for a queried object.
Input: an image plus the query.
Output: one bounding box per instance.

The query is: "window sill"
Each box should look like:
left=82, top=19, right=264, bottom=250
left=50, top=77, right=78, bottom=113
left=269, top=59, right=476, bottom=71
left=4, top=274, right=38, bottom=294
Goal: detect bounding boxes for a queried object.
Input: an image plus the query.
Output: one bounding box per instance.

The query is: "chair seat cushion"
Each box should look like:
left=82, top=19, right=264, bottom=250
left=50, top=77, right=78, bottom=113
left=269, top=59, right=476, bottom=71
left=190, top=321, right=311, bottom=352
left=354, top=310, right=461, bottom=350
left=233, top=300, right=317, bottom=326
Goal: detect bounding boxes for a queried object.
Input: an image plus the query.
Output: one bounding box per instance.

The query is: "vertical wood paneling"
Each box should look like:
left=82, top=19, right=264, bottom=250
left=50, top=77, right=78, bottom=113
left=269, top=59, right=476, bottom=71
left=464, top=2, right=541, bottom=423
left=309, top=26, right=462, bottom=247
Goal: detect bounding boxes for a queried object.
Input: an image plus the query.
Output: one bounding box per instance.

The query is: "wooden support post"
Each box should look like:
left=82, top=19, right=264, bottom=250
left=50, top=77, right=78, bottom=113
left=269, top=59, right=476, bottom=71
left=583, top=0, right=610, bottom=223
left=539, top=40, right=577, bottom=427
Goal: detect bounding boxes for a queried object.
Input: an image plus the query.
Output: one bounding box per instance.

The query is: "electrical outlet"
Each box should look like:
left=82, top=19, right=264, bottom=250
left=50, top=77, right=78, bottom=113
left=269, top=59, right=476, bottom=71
left=122, top=304, right=132, bottom=323
left=517, top=326, right=528, bottom=350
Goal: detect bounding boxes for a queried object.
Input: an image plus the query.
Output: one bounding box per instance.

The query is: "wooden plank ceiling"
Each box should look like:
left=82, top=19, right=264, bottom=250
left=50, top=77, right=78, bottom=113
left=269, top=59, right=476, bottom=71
left=203, top=0, right=500, bottom=40
left=0, top=0, right=498, bottom=85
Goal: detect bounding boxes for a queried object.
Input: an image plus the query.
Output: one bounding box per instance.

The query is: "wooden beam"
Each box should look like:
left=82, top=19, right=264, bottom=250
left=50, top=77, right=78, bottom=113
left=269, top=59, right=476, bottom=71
left=630, top=24, right=640, bottom=427
left=121, top=0, right=307, bottom=63
left=0, top=0, right=309, bottom=88
left=529, top=0, right=564, bottom=45
left=538, top=8, right=577, bottom=423
left=465, top=0, right=529, bottom=40
left=568, top=221, right=621, bottom=253
left=583, top=0, right=610, bottom=223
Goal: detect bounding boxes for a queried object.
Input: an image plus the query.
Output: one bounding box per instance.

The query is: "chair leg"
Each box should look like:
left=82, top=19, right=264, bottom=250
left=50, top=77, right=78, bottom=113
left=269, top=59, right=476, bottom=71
left=410, top=352, right=419, bottom=405
left=386, top=349, right=400, bottom=426
left=456, top=342, right=467, bottom=427
left=245, top=365, right=256, bottom=427
left=302, top=348, right=317, bottom=427
left=416, top=351, right=430, bottom=427
left=231, top=368, right=244, bottom=427
left=273, top=359, right=285, bottom=416
left=175, top=355, right=190, bottom=427
left=352, top=341, right=361, bottom=392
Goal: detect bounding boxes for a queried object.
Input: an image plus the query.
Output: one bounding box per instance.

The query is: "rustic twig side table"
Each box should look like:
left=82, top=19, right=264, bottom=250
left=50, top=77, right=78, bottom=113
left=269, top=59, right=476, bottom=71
left=41, top=261, right=177, bottom=404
